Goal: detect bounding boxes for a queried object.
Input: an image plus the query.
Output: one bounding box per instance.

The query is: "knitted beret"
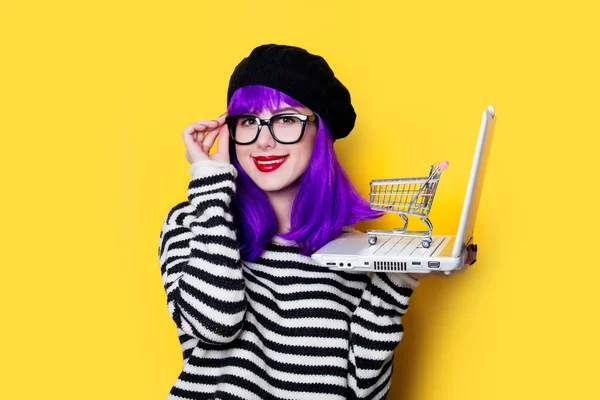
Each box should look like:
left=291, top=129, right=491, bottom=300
left=227, top=44, right=356, bottom=141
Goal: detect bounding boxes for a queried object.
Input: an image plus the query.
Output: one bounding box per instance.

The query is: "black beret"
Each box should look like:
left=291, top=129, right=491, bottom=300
left=227, top=44, right=356, bottom=141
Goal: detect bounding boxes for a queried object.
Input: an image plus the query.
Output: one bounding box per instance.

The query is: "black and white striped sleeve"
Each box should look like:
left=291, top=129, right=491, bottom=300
left=347, top=273, right=419, bottom=398
left=158, top=160, right=247, bottom=345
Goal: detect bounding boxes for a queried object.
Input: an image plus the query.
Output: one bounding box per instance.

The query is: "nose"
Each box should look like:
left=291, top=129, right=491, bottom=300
left=255, top=123, right=276, bottom=149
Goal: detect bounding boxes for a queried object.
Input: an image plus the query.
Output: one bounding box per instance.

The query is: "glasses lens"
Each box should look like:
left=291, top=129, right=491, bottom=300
left=230, top=116, right=258, bottom=144
left=272, top=115, right=303, bottom=143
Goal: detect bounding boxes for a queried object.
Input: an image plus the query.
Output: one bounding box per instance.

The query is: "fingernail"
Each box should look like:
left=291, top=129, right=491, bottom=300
left=473, top=244, right=478, bottom=252
left=470, top=259, right=477, bottom=265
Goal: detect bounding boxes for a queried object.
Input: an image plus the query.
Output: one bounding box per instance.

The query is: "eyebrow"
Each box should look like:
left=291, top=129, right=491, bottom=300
left=272, top=107, right=301, bottom=114
left=243, top=107, right=302, bottom=117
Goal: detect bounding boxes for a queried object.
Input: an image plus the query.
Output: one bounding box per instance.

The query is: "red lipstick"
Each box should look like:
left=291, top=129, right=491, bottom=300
left=252, top=155, right=289, bottom=173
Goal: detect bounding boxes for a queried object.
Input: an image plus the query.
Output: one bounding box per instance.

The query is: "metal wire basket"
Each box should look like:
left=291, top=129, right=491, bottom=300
left=366, top=161, right=449, bottom=247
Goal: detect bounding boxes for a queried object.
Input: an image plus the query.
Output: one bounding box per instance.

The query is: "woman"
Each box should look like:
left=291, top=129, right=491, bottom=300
left=158, top=44, right=476, bottom=399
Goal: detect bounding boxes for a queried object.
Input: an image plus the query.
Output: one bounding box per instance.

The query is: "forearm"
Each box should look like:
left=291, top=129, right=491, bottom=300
left=158, top=160, right=247, bottom=344
left=347, top=273, right=418, bottom=398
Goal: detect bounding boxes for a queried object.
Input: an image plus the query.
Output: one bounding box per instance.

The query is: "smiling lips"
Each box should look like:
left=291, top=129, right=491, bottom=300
left=252, top=155, right=289, bottom=173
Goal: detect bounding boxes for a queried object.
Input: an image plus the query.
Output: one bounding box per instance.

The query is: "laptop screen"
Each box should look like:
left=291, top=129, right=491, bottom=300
left=452, top=106, right=497, bottom=258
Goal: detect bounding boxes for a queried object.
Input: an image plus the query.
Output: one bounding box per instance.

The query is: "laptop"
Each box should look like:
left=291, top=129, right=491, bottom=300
left=311, top=105, right=496, bottom=274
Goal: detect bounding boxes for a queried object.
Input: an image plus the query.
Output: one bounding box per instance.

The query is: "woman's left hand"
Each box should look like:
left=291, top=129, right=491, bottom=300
left=407, top=244, right=478, bottom=279
left=464, top=244, right=477, bottom=266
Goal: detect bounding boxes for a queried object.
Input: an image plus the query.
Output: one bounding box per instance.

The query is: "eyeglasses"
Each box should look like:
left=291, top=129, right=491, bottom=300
left=225, top=113, right=317, bottom=145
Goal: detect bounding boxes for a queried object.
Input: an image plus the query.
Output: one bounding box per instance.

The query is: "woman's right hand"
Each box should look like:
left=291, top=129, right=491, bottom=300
left=182, top=112, right=230, bottom=164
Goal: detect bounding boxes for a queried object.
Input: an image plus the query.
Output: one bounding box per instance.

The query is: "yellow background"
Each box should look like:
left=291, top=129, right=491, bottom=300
left=1, top=0, right=598, bottom=399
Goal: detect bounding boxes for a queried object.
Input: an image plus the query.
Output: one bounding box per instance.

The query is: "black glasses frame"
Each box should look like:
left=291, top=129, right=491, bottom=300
left=225, top=113, right=317, bottom=145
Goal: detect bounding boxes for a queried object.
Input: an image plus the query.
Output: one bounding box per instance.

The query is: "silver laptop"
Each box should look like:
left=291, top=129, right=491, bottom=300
left=311, top=105, right=496, bottom=274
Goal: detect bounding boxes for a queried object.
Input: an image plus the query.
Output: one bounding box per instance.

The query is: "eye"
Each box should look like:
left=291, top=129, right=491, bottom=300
left=239, top=117, right=257, bottom=126
left=275, top=115, right=301, bottom=125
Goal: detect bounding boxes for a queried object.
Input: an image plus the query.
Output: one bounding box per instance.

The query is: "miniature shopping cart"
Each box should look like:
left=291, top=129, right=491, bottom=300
left=367, top=161, right=449, bottom=248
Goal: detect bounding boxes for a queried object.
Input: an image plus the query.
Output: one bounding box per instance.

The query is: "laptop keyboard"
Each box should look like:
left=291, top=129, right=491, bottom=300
left=366, top=235, right=449, bottom=258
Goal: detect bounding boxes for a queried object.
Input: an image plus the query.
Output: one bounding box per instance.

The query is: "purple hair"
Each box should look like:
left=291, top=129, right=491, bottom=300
left=227, top=85, right=382, bottom=261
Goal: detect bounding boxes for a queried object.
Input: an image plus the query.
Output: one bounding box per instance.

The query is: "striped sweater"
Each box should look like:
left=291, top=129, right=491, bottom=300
left=158, top=160, right=419, bottom=400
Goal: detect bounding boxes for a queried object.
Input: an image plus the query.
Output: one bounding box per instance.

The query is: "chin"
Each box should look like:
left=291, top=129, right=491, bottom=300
left=253, top=176, right=294, bottom=193
left=248, top=169, right=300, bottom=193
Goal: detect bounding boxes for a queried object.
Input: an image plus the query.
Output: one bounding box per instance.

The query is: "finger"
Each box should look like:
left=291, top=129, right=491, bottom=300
left=465, top=249, right=473, bottom=263
left=465, top=244, right=478, bottom=264
left=182, top=120, right=213, bottom=136
left=183, top=124, right=209, bottom=148
left=215, top=112, right=228, bottom=125
left=182, top=126, right=199, bottom=150
left=192, top=120, right=219, bottom=132
left=202, top=128, right=221, bottom=153
left=197, top=116, right=224, bottom=137
left=215, top=123, right=230, bottom=160
left=201, top=117, right=228, bottom=152
left=184, top=120, right=219, bottom=148
left=184, top=120, right=219, bottom=139
left=182, top=123, right=209, bottom=147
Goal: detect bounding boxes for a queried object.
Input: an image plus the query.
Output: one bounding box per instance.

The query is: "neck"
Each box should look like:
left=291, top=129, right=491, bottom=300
left=265, top=183, right=299, bottom=235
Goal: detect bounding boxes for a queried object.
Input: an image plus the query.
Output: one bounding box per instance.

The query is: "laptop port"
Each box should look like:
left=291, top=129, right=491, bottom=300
left=412, top=261, right=421, bottom=266
left=428, top=261, right=440, bottom=269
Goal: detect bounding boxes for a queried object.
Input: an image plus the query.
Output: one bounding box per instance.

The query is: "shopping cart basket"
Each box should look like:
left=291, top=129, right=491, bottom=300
left=367, top=161, right=449, bottom=247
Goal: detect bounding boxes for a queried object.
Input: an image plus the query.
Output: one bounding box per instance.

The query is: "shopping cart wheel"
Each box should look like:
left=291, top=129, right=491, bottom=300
left=368, top=236, right=377, bottom=245
left=422, top=240, right=431, bottom=248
